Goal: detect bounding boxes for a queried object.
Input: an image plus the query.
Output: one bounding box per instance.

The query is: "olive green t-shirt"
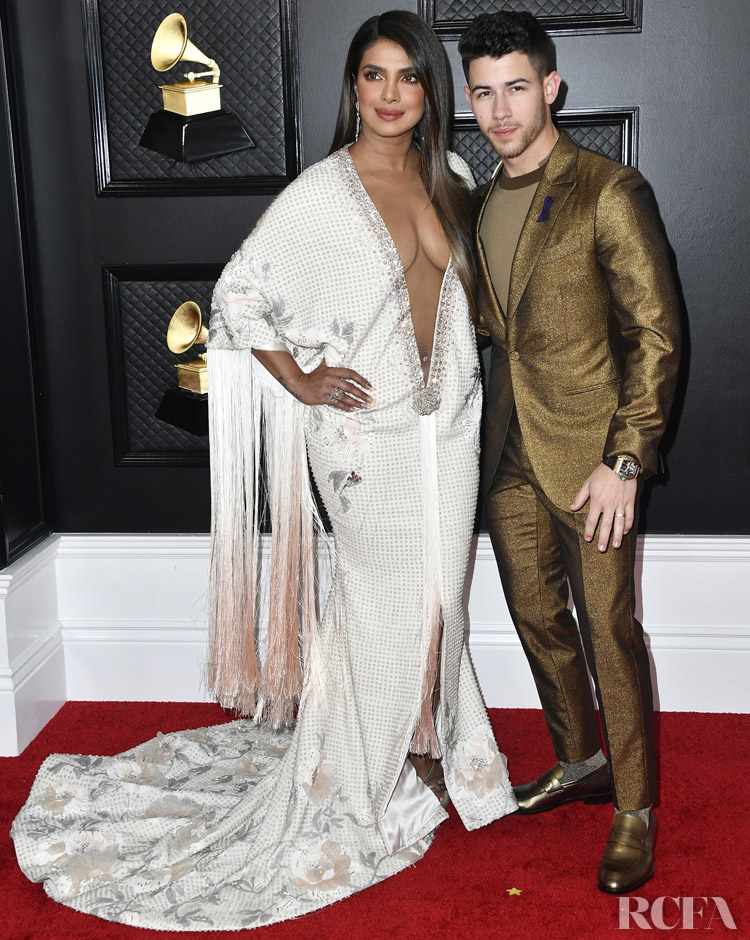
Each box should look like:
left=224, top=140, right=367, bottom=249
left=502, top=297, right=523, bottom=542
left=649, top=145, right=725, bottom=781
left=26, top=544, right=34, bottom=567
left=479, top=164, right=546, bottom=316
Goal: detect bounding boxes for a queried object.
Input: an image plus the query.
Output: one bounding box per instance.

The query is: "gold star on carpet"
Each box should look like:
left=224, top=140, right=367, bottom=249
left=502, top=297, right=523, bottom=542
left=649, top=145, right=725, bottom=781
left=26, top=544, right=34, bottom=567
left=506, top=887, right=522, bottom=896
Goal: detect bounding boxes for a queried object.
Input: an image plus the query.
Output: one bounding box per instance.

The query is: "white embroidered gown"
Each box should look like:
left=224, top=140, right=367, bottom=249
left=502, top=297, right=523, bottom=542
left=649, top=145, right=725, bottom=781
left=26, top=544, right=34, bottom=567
left=11, top=148, right=516, bottom=930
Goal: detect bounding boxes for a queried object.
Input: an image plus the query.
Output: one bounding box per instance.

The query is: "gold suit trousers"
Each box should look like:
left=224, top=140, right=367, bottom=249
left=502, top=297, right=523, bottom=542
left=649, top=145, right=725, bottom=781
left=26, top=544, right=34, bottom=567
left=486, top=411, right=657, bottom=811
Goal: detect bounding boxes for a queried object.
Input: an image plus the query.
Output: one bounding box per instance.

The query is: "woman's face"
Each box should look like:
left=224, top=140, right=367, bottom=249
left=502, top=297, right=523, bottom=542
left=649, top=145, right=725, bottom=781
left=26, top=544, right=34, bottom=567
left=353, top=40, right=425, bottom=140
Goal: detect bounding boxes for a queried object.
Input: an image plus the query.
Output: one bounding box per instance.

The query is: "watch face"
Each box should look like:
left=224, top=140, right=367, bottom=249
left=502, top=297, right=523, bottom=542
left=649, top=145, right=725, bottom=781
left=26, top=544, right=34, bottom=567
left=616, top=457, right=640, bottom=480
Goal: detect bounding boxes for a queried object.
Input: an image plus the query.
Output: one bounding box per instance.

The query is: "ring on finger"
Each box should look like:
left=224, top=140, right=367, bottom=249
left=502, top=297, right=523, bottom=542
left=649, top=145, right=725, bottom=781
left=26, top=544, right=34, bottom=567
left=614, top=512, right=625, bottom=518
left=329, top=386, right=343, bottom=404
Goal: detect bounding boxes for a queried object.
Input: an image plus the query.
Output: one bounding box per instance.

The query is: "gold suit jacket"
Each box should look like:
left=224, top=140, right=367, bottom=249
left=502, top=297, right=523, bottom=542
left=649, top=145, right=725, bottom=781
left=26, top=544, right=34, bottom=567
left=474, top=132, right=681, bottom=506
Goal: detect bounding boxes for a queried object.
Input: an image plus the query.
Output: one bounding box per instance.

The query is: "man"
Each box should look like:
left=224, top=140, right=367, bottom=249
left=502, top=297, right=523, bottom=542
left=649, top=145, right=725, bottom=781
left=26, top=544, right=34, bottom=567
left=459, top=11, right=680, bottom=893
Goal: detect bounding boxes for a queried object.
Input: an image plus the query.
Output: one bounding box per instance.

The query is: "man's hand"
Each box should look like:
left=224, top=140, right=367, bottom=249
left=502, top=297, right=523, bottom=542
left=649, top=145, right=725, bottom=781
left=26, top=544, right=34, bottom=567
left=570, top=463, right=637, bottom=551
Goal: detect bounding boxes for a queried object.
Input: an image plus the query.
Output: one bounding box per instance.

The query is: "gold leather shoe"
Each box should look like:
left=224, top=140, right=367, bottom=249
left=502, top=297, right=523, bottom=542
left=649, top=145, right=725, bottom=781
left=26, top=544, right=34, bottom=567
left=597, top=812, right=657, bottom=894
left=513, top=762, right=612, bottom=814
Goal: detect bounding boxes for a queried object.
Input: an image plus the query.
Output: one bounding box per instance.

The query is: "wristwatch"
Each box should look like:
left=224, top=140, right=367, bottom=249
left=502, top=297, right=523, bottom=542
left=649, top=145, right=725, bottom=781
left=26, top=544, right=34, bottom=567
left=603, top=454, right=641, bottom=481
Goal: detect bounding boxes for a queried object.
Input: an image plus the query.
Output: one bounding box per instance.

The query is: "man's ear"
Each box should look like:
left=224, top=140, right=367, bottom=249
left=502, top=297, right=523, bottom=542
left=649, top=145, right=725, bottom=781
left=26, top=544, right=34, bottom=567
left=463, top=85, right=472, bottom=107
left=543, top=71, right=562, bottom=105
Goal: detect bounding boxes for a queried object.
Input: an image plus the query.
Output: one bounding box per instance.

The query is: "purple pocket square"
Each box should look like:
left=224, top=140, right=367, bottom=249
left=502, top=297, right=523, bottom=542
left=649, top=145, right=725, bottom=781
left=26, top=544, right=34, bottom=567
left=537, top=195, right=554, bottom=222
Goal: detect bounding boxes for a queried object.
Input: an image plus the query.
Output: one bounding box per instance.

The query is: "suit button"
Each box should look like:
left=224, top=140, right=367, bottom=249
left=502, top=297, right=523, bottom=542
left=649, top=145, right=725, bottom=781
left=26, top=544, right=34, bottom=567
left=509, top=350, right=520, bottom=361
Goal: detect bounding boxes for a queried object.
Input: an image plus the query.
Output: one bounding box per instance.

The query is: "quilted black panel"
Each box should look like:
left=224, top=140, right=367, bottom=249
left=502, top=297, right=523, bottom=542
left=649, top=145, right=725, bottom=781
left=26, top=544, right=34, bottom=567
left=453, top=127, right=501, bottom=188
left=106, top=269, right=221, bottom=462
left=88, top=0, right=296, bottom=188
left=421, top=0, right=641, bottom=35
left=453, top=111, right=633, bottom=186
left=435, top=0, right=624, bottom=17
left=564, top=122, right=623, bottom=159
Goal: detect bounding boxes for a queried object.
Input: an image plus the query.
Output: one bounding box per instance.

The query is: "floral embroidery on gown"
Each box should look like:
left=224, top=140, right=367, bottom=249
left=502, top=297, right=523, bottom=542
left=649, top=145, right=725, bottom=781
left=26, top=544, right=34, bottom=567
left=10, top=148, right=517, bottom=931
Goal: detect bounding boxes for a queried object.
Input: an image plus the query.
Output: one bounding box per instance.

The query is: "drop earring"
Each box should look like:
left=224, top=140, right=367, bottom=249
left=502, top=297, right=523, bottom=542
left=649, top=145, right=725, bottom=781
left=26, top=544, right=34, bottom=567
left=355, top=100, right=360, bottom=142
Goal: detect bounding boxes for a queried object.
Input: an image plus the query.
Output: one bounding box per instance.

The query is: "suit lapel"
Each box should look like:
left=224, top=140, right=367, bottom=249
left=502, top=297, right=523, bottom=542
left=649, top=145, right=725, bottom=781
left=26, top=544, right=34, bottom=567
left=475, top=161, right=506, bottom=332
left=507, top=132, right=578, bottom=321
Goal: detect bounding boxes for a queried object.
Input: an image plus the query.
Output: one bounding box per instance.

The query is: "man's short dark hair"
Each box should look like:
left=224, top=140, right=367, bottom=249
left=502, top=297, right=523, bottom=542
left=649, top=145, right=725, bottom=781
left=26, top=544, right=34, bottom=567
left=458, top=11, right=556, bottom=82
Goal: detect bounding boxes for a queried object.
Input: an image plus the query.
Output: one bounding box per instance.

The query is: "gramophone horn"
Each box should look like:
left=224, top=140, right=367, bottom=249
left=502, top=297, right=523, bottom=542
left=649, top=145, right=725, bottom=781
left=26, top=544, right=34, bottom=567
left=151, top=13, right=217, bottom=74
left=167, top=301, right=209, bottom=354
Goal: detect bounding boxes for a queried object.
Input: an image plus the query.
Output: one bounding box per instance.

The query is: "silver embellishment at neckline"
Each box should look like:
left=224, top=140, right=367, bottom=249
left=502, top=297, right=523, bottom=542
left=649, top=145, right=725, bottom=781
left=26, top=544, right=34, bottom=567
left=334, top=147, right=454, bottom=417
left=412, top=386, right=441, bottom=416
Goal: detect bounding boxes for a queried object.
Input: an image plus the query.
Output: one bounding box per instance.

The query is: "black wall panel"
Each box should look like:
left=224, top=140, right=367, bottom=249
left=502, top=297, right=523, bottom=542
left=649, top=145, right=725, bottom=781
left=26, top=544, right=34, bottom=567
left=420, top=0, right=642, bottom=37
left=82, top=0, right=301, bottom=195
left=103, top=265, right=219, bottom=465
left=0, top=0, right=48, bottom=566
left=1, top=0, right=748, bottom=558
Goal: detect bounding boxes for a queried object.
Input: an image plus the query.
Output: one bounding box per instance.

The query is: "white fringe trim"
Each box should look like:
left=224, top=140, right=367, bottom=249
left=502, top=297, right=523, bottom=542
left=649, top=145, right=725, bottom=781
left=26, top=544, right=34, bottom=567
left=206, top=349, right=327, bottom=722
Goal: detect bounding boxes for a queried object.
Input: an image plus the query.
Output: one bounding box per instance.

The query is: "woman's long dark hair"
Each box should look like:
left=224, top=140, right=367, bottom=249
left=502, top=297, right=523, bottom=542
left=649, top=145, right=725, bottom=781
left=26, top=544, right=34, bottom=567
left=329, top=10, right=476, bottom=317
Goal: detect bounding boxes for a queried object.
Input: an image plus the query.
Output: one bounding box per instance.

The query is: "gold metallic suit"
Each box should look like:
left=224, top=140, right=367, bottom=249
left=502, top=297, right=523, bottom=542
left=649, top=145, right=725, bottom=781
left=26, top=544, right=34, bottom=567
left=474, top=132, right=681, bottom=810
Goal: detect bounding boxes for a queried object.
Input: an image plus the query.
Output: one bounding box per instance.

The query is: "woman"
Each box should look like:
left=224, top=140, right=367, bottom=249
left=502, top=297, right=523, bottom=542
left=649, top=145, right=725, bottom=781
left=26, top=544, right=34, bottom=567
left=11, top=11, right=515, bottom=930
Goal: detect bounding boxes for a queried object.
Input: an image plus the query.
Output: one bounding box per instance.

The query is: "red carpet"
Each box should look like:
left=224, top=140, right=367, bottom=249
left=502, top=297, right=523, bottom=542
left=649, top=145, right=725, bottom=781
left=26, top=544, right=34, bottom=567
left=2, top=704, right=746, bottom=939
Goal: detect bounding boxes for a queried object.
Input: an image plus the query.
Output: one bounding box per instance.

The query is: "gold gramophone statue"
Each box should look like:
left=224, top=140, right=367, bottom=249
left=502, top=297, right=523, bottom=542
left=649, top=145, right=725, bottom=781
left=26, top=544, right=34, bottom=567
left=139, top=13, right=254, bottom=162
left=167, top=301, right=208, bottom=394
left=155, top=300, right=209, bottom=435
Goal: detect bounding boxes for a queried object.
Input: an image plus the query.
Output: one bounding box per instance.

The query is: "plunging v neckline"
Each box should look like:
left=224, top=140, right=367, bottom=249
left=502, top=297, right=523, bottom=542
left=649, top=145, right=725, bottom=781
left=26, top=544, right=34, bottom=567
left=338, top=147, right=455, bottom=409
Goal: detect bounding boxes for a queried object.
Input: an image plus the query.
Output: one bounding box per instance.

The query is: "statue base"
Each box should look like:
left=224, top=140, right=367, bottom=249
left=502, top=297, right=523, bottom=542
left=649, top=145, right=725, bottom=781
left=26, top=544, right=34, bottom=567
left=140, top=109, right=255, bottom=163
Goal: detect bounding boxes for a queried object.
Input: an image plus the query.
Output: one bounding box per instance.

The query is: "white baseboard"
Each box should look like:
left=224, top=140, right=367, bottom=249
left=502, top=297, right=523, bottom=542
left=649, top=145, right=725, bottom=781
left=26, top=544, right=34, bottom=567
left=61, top=620, right=211, bottom=703
left=1, top=533, right=748, bottom=755
left=0, top=539, right=66, bottom=755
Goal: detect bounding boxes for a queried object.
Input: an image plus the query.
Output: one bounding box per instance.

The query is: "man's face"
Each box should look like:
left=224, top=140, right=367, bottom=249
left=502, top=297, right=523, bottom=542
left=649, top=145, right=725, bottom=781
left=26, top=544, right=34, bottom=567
left=464, top=51, right=560, bottom=162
